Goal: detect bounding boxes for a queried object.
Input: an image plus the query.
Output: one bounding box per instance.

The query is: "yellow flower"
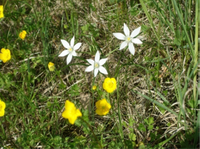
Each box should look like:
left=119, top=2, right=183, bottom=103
left=62, top=100, right=82, bottom=124
left=0, top=5, right=4, bottom=19
left=103, top=77, right=117, bottom=93
left=19, top=30, right=27, bottom=40
left=96, top=99, right=111, bottom=116
left=0, top=99, right=6, bottom=117
left=0, top=48, right=11, bottom=63
left=48, top=62, right=55, bottom=71
left=92, top=85, right=97, bottom=90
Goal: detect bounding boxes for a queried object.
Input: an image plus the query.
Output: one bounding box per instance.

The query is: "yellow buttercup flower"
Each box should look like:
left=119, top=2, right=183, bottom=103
left=48, top=62, right=55, bottom=71
left=19, top=30, right=27, bottom=40
left=103, top=77, right=117, bottom=93
left=0, top=5, right=4, bottom=19
left=0, top=48, right=11, bottom=63
left=62, top=100, right=82, bottom=124
left=96, top=99, right=111, bottom=116
left=0, top=99, right=6, bottom=117
left=92, top=85, right=97, bottom=90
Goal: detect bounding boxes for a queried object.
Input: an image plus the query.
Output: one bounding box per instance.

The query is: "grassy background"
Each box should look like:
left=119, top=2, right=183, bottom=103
left=0, top=0, right=199, bottom=148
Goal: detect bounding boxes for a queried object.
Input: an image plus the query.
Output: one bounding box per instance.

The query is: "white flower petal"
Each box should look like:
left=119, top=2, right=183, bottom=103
left=94, top=68, right=99, bottom=77
left=87, top=59, right=94, bottom=65
left=74, top=43, right=82, bottom=50
left=131, top=26, right=141, bottom=38
left=95, top=51, right=100, bottom=62
left=71, top=50, right=77, bottom=56
left=128, top=43, right=135, bottom=55
left=120, top=41, right=128, bottom=50
left=61, top=39, right=70, bottom=49
left=58, top=50, right=69, bottom=57
left=132, top=38, right=142, bottom=44
left=99, top=58, right=107, bottom=66
left=99, top=66, right=108, bottom=75
left=66, top=54, right=73, bottom=65
left=70, top=36, right=75, bottom=47
left=113, top=33, right=125, bottom=40
left=85, top=65, right=94, bottom=72
left=124, top=23, right=130, bottom=36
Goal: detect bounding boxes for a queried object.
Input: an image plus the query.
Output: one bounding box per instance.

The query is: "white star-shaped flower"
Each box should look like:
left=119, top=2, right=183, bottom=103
left=85, top=51, right=108, bottom=77
left=58, top=36, right=82, bottom=65
left=113, top=23, right=142, bottom=55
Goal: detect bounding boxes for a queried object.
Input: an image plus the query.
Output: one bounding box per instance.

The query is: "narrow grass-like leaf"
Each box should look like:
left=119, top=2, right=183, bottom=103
left=139, top=0, right=160, bottom=43
left=152, top=0, right=174, bottom=32
left=194, top=106, right=200, bottom=146
left=171, top=0, right=194, bottom=57
left=133, top=90, right=178, bottom=116
left=193, top=0, right=198, bottom=104
left=149, top=85, right=170, bottom=105
left=194, top=0, right=199, bottom=146
left=155, top=131, right=181, bottom=147
left=117, top=78, right=125, bottom=142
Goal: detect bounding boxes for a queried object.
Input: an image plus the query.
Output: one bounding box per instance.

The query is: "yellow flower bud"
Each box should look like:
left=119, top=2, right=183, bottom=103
left=48, top=62, right=55, bottom=71
left=92, top=85, right=97, bottom=90
left=19, top=30, right=27, bottom=40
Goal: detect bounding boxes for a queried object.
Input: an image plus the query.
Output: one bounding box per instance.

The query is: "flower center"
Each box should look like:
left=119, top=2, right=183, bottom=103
left=94, top=62, right=99, bottom=68
left=126, top=36, right=131, bottom=42
left=108, top=82, right=114, bottom=88
left=0, top=105, right=2, bottom=110
left=69, top=48, right=73, bottom=53
left=102, top=105, right=106, bottom=110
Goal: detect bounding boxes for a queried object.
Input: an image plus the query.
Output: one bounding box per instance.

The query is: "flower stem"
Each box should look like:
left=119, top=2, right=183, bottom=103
left=116, top=78, right=124, bottom=142
left=92, top=76, right=95, bottom=122
left=114, top=48, right=126, bottom=78
left=80, top=117, right=102, bottom=149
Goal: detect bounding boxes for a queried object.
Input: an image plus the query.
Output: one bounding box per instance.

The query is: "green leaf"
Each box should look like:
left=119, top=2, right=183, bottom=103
left=163, top=90, right=168, bottom=96
left=138, top=142, right=146, bottom=149
left=129, top=133, right=136, bottom=141
left=81, top=24, right=90, bottom=34
left=144, top=119, right=148, bottom=124
left=148, top=117, right=154, bottom=124
left=129, top=118, right=136, bottom=126
left=89, top=4, right=96, bottom=12
left=148, top=125, right=154, bottom=130
left=130, top=7, right=138, bottom=16
left=68, top=84, right=80, bottom=97
left=188, top=99, right=195, bottom=108
left=138, top=123, right=146, bottom=132
left=59, top=82, right=66, bottom=90
left=167, top=122, right=171, bottom=127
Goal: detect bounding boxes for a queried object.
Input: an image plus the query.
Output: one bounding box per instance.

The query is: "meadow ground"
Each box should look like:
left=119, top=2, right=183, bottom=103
left=0, top=0, right=199, bottom=148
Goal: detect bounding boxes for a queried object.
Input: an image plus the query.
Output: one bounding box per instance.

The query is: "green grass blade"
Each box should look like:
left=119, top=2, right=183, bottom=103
left=139, top=0, right=160, bottom=43
left=133, top=90, right=178, bottom=116
left=171, top=0, right=194, bottom=57
left=149, top=85, right=170, bottom=105
left=194, top=108, right=200, bottom=147
left=194, top=0, right=199, bottom=146
left=152, top=0, right=174, bottom=32
left=193, top=0, right=198, bottom=104
left=155, top=131, right=181, bottom=147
